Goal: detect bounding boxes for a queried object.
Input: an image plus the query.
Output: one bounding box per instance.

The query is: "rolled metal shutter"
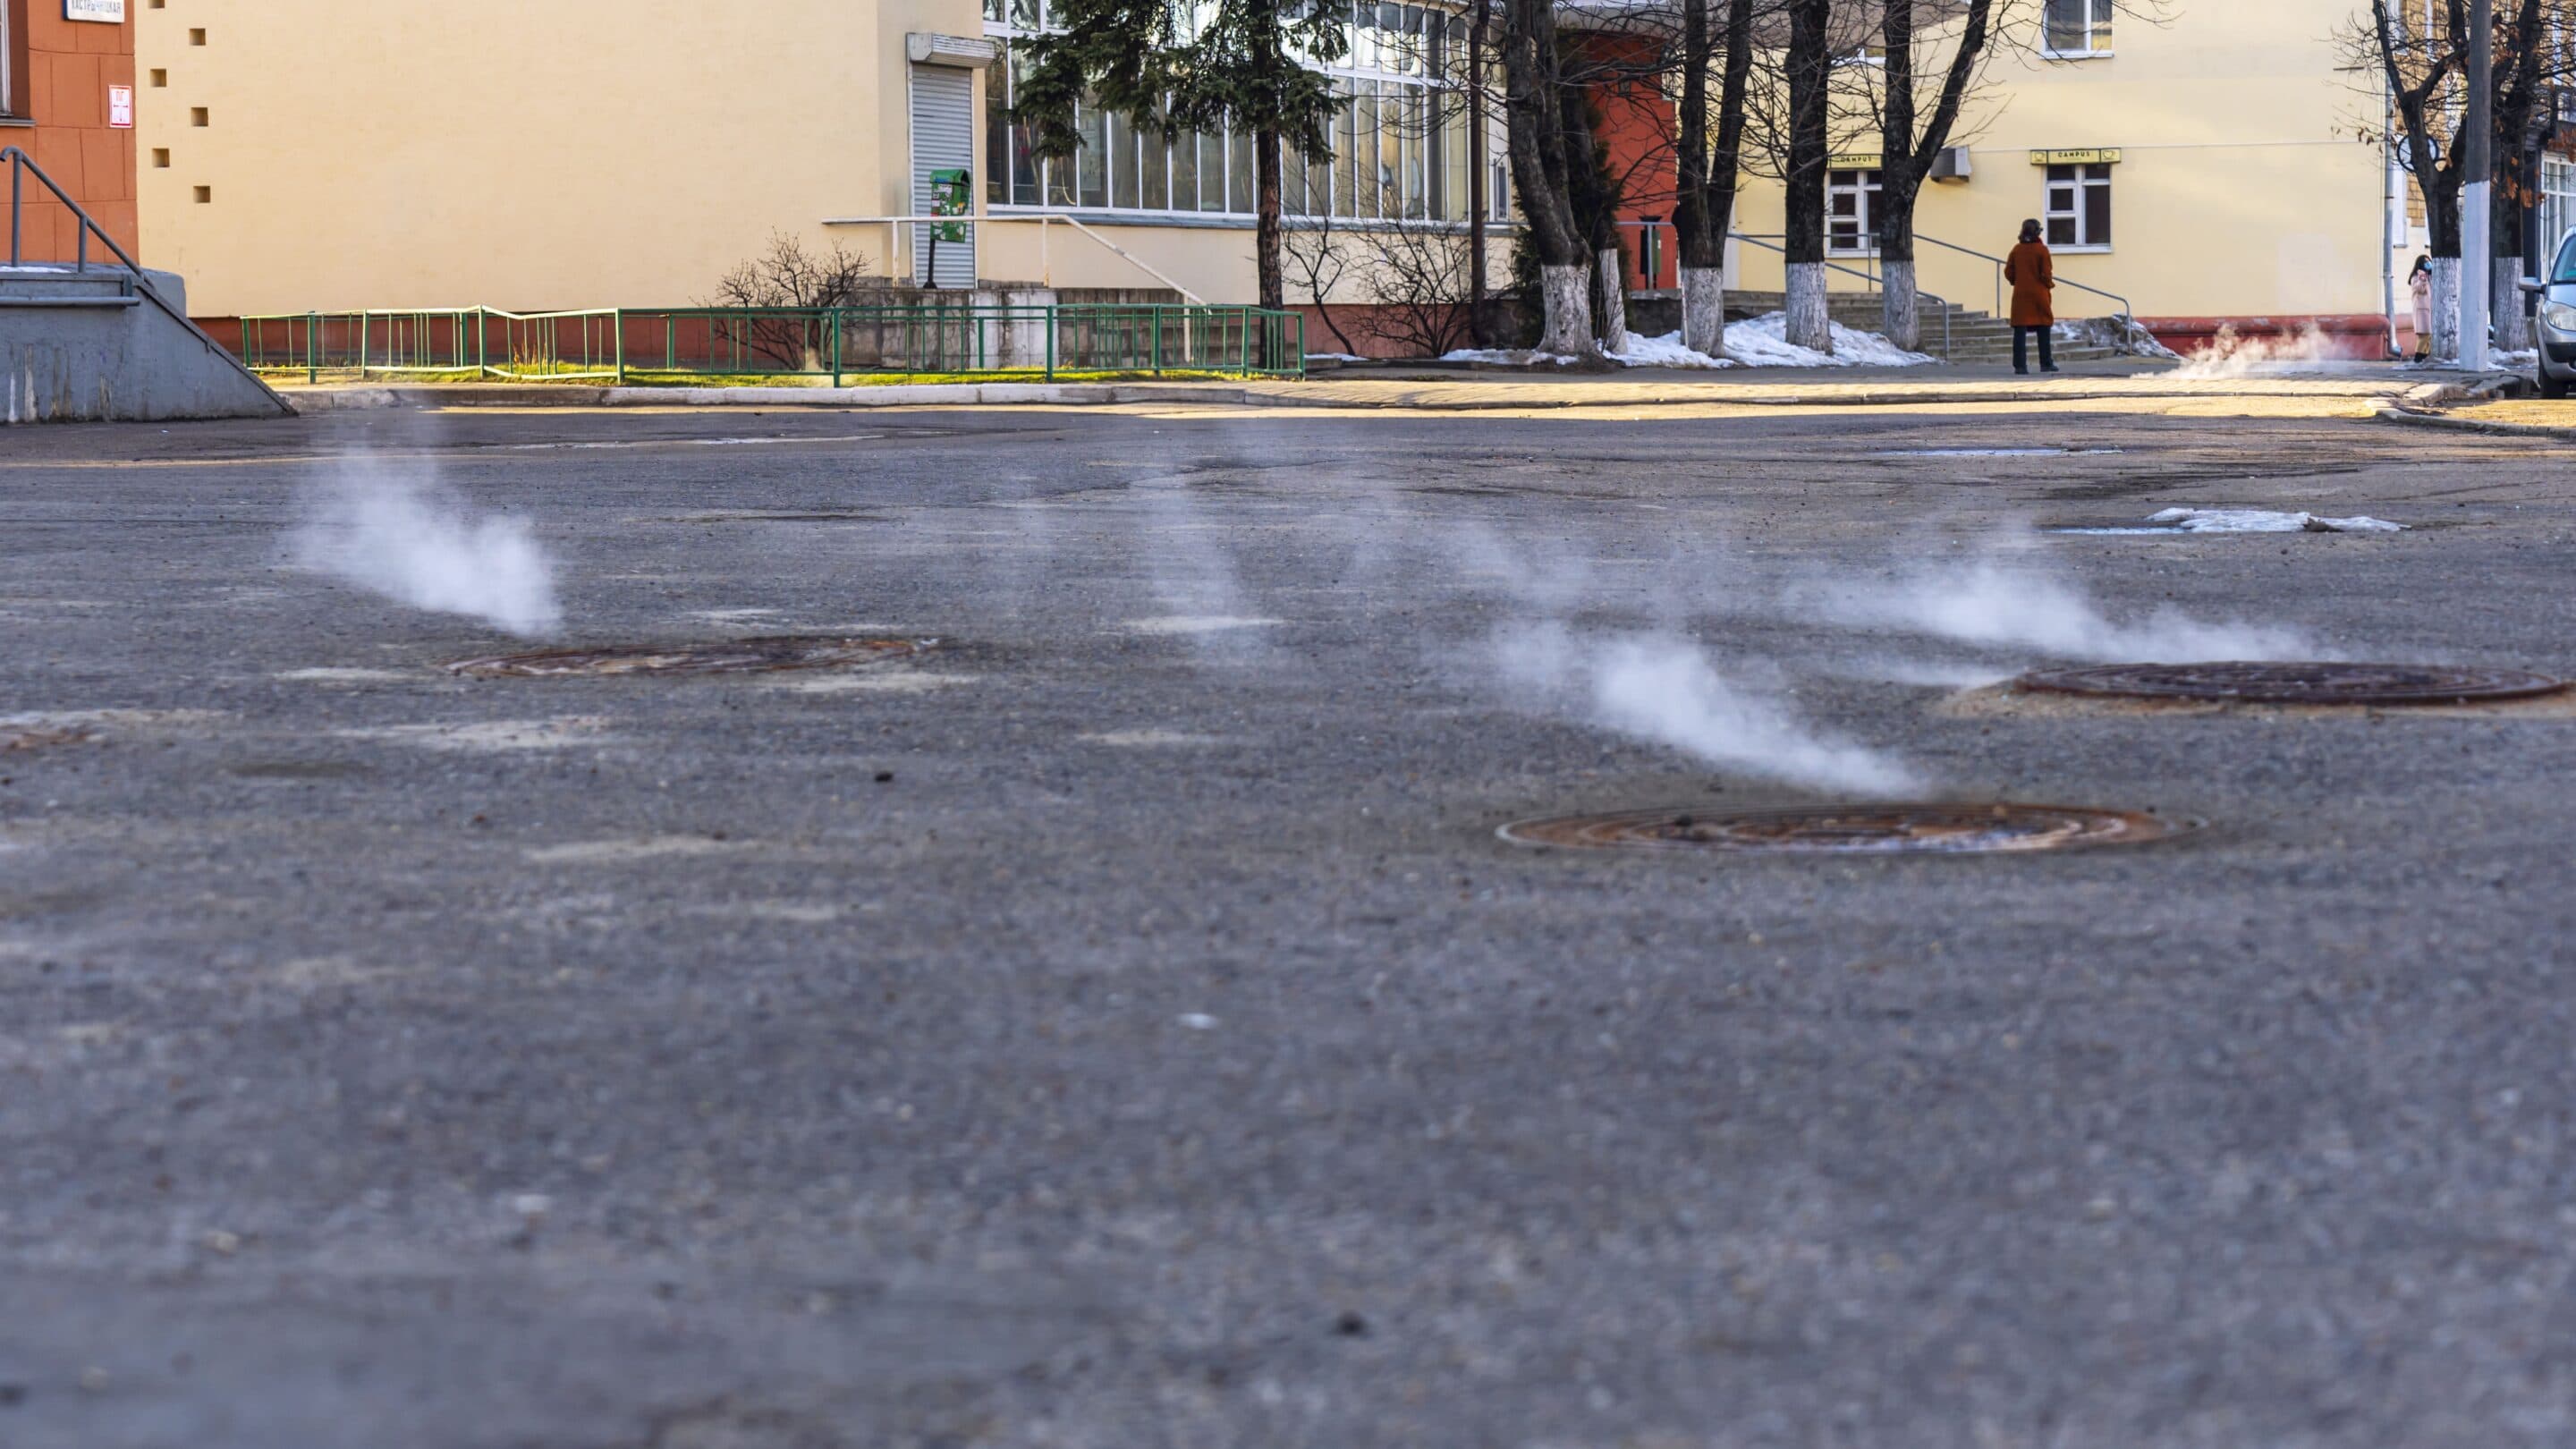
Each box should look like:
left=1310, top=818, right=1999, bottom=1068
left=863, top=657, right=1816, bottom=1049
left=910, top=64, right=977, bottom=289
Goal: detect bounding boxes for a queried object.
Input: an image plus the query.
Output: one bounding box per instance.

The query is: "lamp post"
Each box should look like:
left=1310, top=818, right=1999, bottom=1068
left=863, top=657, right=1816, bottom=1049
left=2461, top=0, right=2493, bottom=370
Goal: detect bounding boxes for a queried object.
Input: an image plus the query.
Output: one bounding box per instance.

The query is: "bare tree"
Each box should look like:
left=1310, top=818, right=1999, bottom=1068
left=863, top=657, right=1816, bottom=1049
left=1872, top=0, right=1999, bottom=351
left=1284, top=211, right=1364, bottom=354
left=2349, top=0, right=2567, bottom=358
left=1781, top=0, right=1836, bottom=352
left=708, top=233, right=878, bottom=370
left=1352, top=217, right=1482, bottom=356
left=1502, top=0, right=1597, bottom=354
left=1675, top=0, right=1759, bottom=356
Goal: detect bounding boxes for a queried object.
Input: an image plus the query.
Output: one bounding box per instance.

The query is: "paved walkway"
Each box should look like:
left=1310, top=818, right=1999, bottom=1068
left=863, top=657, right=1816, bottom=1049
left=270, top=363, right=2515, bottom=417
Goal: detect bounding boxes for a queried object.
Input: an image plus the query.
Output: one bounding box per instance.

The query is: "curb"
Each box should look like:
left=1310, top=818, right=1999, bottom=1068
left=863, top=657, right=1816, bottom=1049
left=278, top=382, right=1249, bottom=414
left=2370, top=403, right=2576, bottom=442
left=272, top=371, right=2531, bottom=417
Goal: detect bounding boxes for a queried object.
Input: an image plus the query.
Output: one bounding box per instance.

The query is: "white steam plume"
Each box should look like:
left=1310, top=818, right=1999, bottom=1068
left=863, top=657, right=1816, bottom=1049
left=1490, top=625, right=1924, bottom=795
left=2169, top=322, right=2335, bottom=380
left=1804, top=558, right=2316, bottom=662
left=292, top=461, right=563, bottom=637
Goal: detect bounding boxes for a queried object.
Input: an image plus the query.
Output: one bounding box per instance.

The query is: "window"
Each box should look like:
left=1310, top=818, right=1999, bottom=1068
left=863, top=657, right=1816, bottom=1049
left=1827, top=168, right=1881, bottom=255
left=2542, top=155, right=2576, bottom=267
left=2043, top=0, right=2113, bottom=55
left=982, top=0, right=1482, bottom=224
left=0, top=3, right=16, bottom=118
left=2045, top=162, right=2112, bottom=249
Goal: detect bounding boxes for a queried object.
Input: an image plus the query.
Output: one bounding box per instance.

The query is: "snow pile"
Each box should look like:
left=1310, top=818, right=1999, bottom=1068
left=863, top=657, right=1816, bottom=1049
left=1439, top=313, right=1934, bottom=370
left=1304, top=352, right=1370, bottom=364
left=2148, top=507, right=2403, bottom=534
left=2054, top=316, right=2182, bottom=360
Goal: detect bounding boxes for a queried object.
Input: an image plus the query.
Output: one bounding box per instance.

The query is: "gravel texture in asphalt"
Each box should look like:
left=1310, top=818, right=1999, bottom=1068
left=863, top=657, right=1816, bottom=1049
left=3, top=402, right=2573, bottom=1448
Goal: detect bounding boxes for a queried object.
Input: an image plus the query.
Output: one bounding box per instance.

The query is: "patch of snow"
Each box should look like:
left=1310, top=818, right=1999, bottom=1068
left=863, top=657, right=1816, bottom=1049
left=1439, top=347, right=1580, bottom=366
left=1606, top=332, right=1736, bottom=369
left=2147, top=508, right=2404, bottom=534
left=1713, top=314, right=1934, bottom=369
left=1120, top=615, right=1284, bottom=635
left=1305, top=352, right=1370, bottom=363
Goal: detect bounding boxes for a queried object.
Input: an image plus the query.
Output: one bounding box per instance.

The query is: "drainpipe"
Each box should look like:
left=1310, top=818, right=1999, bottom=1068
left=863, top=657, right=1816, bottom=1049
left=2383, top=85, right=2398, bottom=357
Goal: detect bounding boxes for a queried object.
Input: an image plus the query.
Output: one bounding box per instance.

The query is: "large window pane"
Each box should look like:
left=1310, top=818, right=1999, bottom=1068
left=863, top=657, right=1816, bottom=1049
left=1140, top=123, right=1170, bottom=210
left=986, top=63, right=1011, bottom=203
left=1172, top=127, right=1200, bottom=211
left=1076, top=102, right=1108, bottom=208
left=1109, top=110, right=1141, bottom=209
left=1199, top=129, right=1228, bottom=210
left=1230, top=128, right=1257, bottom=212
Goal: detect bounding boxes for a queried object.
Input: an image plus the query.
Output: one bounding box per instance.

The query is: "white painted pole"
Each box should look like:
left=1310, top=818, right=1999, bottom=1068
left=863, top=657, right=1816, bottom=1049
left=2461, top=0, right=2493, bottom=370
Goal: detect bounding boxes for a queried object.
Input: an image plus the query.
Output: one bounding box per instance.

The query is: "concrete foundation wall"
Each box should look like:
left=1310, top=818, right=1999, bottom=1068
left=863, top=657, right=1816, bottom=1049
left=1, top=265, right=288, bottom=422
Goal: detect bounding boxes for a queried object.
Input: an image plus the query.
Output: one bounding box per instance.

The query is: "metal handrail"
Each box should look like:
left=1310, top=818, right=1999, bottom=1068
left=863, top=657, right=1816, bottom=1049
left=1908, top=231, right=2134, bottom=326
left=1725, top=231, right=1954, bottom=361
left=4, top=145, right=291, bottom=415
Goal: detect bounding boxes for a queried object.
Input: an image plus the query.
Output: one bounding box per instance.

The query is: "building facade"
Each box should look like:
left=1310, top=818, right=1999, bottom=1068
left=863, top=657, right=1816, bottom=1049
left=134, top=0, right=2399, bottom=357
left=3, top=0, right=140, bottom=261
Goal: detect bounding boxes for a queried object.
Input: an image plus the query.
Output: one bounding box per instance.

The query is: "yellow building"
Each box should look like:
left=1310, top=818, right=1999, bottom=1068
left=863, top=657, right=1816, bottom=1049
left=136, top=0, right=2401, bottom=356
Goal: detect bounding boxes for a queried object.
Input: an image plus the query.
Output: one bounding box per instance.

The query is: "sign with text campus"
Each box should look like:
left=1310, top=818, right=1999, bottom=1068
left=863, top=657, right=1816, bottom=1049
left=65, top=0, right=126, bottom=21
left=2029, top=148, right=2122, bottom=166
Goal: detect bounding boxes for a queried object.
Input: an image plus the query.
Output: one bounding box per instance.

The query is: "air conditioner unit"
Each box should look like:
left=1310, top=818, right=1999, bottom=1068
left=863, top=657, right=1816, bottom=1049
left=1928, top=145, right=1973, bottom=183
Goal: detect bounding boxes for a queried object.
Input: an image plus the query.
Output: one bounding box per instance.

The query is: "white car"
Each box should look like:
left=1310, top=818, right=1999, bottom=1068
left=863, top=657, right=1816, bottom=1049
left=2522, top=229, right=2576, bottom=399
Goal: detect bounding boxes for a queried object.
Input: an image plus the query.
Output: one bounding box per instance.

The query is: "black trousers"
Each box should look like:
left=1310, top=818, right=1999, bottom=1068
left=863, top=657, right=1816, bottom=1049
left=2013, top=326, right=2056, bottom=372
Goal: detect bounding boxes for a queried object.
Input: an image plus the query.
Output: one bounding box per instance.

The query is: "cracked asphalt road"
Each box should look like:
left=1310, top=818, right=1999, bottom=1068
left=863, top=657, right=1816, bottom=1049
left=3, top=401, right=2574, bottom=1448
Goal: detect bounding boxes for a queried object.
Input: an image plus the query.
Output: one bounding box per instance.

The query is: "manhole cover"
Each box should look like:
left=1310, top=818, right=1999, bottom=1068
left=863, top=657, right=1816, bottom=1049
left=448, top=636, right=933, bottom=678
left=2015, top=661, right=2565, bottom=706
left=1500, top=803, right=2178, bottom=855
left=2, top=725, right=94, bottom=752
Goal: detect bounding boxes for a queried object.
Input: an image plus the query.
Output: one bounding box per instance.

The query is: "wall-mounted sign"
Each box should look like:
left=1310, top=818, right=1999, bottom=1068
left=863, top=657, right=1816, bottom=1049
left=64, top=0, right=127, bottom=23
left=1826, top=153, right=1884, bottom=171
left=2029, top=148, right=2122, bottom=166
left=107, top=85, right=133, bottom=128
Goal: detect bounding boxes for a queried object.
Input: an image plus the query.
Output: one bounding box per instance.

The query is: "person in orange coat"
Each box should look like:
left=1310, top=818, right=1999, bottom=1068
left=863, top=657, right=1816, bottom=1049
left=2005, top=219, right=2059, bottom=375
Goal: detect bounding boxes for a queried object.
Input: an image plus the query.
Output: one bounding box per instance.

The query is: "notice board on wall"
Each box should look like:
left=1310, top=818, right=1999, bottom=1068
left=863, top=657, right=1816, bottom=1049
left=65, top=0, right=128, bottom=21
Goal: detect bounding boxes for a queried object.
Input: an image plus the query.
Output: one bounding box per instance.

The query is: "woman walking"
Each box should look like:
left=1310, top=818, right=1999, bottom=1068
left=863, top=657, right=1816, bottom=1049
left=2407, top=255, right=2433, bottom=362
left=2005, top=219, right=2057, bottom=375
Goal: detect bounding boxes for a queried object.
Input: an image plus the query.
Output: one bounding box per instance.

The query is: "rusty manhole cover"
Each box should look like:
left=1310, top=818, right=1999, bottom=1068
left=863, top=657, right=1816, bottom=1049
left=2, top=725, right=95, bottom=752
left=1500, top=803, right=2179, bottom=855
left=2015, top=661, right=2565, bottom=706
left=447, top=636, right=933, bottom=678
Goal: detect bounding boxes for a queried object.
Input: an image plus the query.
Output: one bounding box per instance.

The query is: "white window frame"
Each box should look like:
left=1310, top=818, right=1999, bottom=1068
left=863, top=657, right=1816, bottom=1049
left=2041, top=0, right=2114, bottom=58
left=982, top=0, right=1483, bottom=226
left=0, top=4, right=16, bottom=118
left=2044, top=162, right=2113, bottom=252
left=1826, top=168, right=1881, bottom=256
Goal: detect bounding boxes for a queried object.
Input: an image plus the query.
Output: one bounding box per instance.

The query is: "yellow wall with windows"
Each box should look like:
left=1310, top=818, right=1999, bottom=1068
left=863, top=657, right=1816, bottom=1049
left=138, top=0, right=983, bottom=317
left=1725, top=0, right=2391, bottom=324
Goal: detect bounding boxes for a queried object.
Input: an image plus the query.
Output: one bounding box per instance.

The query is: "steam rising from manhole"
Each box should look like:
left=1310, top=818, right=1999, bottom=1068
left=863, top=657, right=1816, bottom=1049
left=2014, top=661, right=2565, bottom=707
left=447, top=636, right=935, bottom=679
left=1501, top=803, right=2181, bottom=855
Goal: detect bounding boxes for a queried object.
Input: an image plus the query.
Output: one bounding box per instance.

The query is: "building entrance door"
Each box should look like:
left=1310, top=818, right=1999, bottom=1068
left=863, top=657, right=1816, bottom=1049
left=911, top=64, right=978, bottom=288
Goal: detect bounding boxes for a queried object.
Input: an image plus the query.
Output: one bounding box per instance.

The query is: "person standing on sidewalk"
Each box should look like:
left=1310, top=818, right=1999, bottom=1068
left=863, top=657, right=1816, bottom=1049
left=2407, top=255, right=2433, bottom=362
left=2006, top=219, right=2058, bottom=375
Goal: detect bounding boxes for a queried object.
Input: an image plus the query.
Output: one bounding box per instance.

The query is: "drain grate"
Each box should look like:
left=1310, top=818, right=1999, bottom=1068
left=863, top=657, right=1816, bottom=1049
left=448, top=636, right=933, bottom=679
left=1501, top=802, right=2178, bottom=855
left=2016, top=661, right=2564, bottom=706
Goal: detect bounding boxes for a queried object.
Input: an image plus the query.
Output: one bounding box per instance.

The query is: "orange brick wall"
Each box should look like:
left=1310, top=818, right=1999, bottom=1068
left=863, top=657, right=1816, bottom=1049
left=4, top=0, right=140, bottom=262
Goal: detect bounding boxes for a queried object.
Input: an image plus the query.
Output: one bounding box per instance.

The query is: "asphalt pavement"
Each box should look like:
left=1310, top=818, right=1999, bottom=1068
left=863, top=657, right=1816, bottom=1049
left=4, top=401, right=2575, bottom=1448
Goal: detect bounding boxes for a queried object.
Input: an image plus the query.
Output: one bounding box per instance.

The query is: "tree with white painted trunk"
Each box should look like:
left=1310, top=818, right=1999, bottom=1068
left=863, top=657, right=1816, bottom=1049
left=1501, top=0, right=1596, bottom=356
left=1779, top=0, right=1835, bottom=354
left=2349, top=0, right=2568, bottom=362
left=1868, top=0, right=1998, bottom=354
left=1674, top=0, right=1756, bottom=360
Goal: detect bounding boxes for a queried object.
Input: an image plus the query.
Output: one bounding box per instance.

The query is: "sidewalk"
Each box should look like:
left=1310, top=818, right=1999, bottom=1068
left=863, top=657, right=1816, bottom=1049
left=273, top=361, right=2521, bottom=417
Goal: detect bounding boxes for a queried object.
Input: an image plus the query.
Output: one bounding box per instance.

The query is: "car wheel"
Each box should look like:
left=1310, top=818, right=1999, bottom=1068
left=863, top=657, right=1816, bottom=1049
left=2542, top=369, right=2572, bottom=400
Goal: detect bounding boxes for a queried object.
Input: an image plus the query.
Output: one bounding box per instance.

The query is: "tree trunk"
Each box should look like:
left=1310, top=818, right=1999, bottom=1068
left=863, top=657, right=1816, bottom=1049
left=2430, top=255, right=2462, bottom=361
left=1878, top=201, right=1920, bottom=352
left=1681, top=267, right=1727, bottom=358
left=1786, top=265, right=1830, bottom=355
left=1538, top=266, right=1593, bottom=355
left=1256, top=126, right=1285, bottom=314
left=2495, top=253, right=2531, bottom=352
left=1501, top=0, right=1592, bottom=354
left=1596, top=248, right=1629, bottom=354
left=1782, top=0, right=1832, bottom=353
left=1882, top=258, right=1920, bottom=354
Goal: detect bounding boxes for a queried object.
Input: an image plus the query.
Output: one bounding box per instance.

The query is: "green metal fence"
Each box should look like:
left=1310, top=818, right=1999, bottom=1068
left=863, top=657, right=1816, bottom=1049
left=236, top=304, right=1307, bottom=384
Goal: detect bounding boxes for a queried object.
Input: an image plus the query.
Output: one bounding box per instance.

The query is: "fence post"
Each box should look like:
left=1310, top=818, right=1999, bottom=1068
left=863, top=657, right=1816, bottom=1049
left=307, top=312, right=319, bottom=386
left=1152, top=306, right=1163, bottom=377
left=831, top=309, right=843, bottom=387
left=476, top=309, right=488, bottom=377
left=1046, top=306, right=1056, bottom=381
left=614, top=309, right=627, bottom=385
